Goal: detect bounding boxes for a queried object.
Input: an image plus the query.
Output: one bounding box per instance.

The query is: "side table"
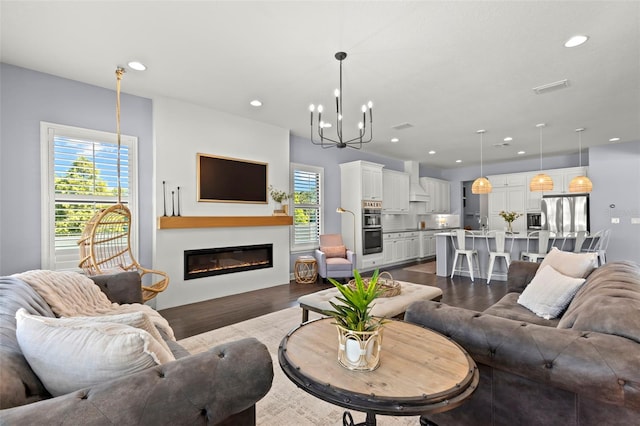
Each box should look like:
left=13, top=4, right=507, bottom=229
left=294, top=256, right=318, bottom=284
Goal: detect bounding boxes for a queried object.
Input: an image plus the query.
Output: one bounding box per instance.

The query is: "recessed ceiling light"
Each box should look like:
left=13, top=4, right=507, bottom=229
left=517, top=150, right=526, bottom=155
left=609, top=137, right=620, bottom=142
left=564, top=35, right=589, bottom=48
left=127, top=61, right=146, bottom=71
left=504, top=137, right=513, bottom=142
left=455, top=159, right=462, bottom=163
left=428, top=150, right=436, bottom=155
left=250, top=99, right=262, bottom=107
left=391, top=138, right=399, bottom=143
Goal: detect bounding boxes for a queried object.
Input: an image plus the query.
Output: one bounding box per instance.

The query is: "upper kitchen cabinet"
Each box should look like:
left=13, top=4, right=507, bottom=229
left=524, top=167, right=588, bottom=211
left=487, top=172, right=526, bottom=232
left=340, top=161, right=384, bottom=202
left=419, top=177, right=451, bottom=213
left=382, top=169, right=410, bottom=214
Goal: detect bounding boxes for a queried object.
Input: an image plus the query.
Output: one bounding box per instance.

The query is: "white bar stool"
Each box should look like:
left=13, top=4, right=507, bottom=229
left=520, top=230, right=553, bottom=262
left=450, top=229, right=481, bottom=282
left=485, top=231, right=514, bottom=284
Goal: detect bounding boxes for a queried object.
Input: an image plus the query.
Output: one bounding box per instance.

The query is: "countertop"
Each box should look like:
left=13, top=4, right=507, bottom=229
left=383, top=228, right=456, bottom=234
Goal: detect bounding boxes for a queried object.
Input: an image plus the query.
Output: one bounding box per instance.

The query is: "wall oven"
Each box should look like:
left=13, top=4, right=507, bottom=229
left=362, top=200, right=382, bottom=254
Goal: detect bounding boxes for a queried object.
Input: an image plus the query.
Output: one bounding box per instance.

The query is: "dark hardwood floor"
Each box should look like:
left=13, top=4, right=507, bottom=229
left=160, top=260, right=508, bottom=340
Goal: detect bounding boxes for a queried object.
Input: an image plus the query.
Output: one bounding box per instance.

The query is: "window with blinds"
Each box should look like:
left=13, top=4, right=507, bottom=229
left=41, top=122, right=137, bottom=271
left=291, top=164, right=323, bottom=250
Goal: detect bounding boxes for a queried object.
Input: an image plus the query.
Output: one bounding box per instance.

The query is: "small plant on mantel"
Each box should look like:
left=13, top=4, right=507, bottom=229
left=323, top=269, right=385, bottom=332
left=268, top=185, right=292, bottom=203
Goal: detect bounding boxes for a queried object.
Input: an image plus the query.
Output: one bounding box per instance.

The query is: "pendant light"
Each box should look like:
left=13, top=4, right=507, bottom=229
left=529, top=123, right=554, bottom=192
left=472, top=129, right=492, bottom=194
left=569, top=128, right=593, bottom=193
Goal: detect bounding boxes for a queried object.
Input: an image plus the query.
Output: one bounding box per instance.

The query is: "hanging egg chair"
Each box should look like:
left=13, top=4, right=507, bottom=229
left=78, top=68, right=169, bottom=302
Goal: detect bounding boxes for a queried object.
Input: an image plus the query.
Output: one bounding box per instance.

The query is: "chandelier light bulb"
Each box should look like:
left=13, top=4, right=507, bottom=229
left=319, top=120, right=325, bottom=128
left=309, top=104, right=315, bottom=112
left=338, top=114, right=343, bottom=121
left=317, top=105, right=323, bottom=113
left=361, top=105, right=367, bottom=113
left=334, top=89, right=340, bottom=97
left=358, top=122, right=364, bottom=129
left=368, top=101, right=373, bottom=109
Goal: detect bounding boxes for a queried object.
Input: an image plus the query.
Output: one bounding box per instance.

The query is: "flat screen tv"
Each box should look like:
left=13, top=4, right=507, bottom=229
left=197, top=153, right=268, bottom=203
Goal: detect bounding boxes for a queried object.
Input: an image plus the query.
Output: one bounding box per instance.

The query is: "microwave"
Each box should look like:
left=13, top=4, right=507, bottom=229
left=527, top=213, right=542, bottom=230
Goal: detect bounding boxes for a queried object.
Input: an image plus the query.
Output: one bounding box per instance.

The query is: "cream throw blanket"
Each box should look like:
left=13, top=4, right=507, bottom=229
left=16, top=270, right=175, bottom=341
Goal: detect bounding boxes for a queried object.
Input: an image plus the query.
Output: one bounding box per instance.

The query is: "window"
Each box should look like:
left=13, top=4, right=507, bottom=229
left=290, top=163, right=323, bottom=251
left=40, top=122, right=138, bottom=271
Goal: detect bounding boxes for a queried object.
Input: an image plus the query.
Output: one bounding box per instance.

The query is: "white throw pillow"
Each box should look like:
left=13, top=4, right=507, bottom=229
left=518, top=265, right=586, bottom=319
left=67, top=311, right=173, bottom=356
left=15, top=309, right=175, bottom=396
left=537, top=247, right=598, bottom=278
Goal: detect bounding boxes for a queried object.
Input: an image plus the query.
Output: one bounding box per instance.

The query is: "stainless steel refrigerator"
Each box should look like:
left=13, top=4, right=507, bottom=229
left=541, top=194, right=590, bottom=234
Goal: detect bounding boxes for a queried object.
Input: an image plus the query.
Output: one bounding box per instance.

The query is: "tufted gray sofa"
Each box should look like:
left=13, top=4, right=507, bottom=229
left=0, top=272, right=273, bottom=425
left=405, top=260, right=640, bottom=426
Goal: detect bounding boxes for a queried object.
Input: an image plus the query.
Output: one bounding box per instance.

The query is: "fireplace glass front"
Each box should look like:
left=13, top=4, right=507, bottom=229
left=184, top=244, right=273, bottom=280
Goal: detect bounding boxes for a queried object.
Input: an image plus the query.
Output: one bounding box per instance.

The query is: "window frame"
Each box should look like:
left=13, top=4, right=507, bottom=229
left=290, top=162, right=324, bottom=252
left=40, top=122, right=138, bottom=271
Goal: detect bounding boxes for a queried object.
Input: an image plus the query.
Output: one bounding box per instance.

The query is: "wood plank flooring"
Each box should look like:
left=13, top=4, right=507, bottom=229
left=160, top=261, right=508, bottom=340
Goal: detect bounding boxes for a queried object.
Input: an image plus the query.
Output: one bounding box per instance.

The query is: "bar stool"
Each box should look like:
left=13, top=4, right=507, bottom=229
left=520, top=230, right=553, bottom=262
left=485, top=231, right=514, bottom=284
left=584, top=229, right=611, bottom=265
left=450, top=229, right=481, bottom=282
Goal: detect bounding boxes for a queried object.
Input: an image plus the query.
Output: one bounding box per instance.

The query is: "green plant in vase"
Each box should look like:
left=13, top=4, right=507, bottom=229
left=323, top=269, right=386, bottom=370
left=268, top=185, right=292, bottom=214
left=499, top=210, right=522, bottom=233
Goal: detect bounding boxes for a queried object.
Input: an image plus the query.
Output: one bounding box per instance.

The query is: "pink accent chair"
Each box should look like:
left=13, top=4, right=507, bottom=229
left=314, top=234, right=356, bottom=281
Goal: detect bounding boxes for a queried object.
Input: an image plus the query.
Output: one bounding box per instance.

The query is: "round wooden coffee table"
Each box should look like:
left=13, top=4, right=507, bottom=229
left=279, top=318, right=478, bottom=426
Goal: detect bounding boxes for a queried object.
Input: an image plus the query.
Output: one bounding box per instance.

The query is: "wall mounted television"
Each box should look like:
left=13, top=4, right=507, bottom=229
left=197, top=153, right=268, bottom=203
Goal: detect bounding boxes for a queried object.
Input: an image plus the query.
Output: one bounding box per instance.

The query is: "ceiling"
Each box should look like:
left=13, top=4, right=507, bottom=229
left=2, top=1, right=639, bottom=169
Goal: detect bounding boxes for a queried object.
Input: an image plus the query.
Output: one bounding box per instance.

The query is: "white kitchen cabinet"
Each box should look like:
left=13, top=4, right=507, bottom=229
left=419, top=177, right=451, bottom=213
left=487, top=173, right=526, bottom=233
left=420, top=231, right=437, bottom=258
left=340, top=160, right=385, bottom=270
left=362, top=164, right=383, bottom=201
left=382, top=170, right=410, bottom=214
left=382, top=231, right=420, bottom=265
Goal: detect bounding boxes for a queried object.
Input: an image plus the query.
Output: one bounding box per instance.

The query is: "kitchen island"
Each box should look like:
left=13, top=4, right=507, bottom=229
left=435, top=231, right=588, bottom=281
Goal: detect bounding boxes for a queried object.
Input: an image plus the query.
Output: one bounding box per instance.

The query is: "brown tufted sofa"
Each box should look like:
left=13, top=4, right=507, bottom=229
left=0, top=272, right=273, bottom=425
left=405, top=260, right=640, bottom=426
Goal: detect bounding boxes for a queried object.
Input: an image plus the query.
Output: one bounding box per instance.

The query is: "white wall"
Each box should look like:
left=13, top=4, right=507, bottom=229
left=153, top=97, right=290, bottom=309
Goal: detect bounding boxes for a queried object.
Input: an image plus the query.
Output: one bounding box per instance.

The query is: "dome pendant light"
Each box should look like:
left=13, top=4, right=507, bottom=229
left=529, top=123, right=554, bottom=192
left=472, top=129, right=492, bottom=194
left=569, top=128, right=593, bottom=193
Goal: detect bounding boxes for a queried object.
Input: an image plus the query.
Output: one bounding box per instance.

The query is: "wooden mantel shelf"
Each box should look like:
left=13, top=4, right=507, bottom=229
left=157, top=215, right=293, bottom=230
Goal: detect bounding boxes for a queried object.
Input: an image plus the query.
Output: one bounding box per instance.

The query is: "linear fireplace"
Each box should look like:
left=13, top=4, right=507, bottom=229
left=184, top=243, right=273, bottom=280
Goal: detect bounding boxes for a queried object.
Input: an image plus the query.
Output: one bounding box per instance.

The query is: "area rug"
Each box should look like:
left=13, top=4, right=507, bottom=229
left=403, top=262, right=436, bottom=274
left=178, top=307, right=420, bottom=425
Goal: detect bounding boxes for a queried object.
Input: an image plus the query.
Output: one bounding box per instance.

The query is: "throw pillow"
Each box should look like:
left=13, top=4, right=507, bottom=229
left=536, top=247, right=598, bottom=278
left=67, top=311, right=172, bottom=356
left=518, top=265, right=586, bottom=319
left=321, top=245, right=347, bottom=258
left=15, top=309, right=175, bottom=397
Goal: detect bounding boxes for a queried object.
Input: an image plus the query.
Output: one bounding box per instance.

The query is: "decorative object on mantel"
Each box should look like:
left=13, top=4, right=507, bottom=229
left=499, top=210, right=522, bottom=233
left=268, top=185, right=292, bottom=215
left=176, top=186, right=181, bottom=216
left=162, top=181, right=167, bottom=217
left=336, top=207, right=356, bottom=251
left=472, top=129, right=492, bottom=194
left=530, top=123, right=554, bottom=192
left=309, top=51, right=374, bottom=149
left=171, top=190, right=175, bottom=216
left=569, top=128, right=593, bottom=193
left=323, top=269, right=386, bottom=371
left=78, top=67, right=169, bottom=302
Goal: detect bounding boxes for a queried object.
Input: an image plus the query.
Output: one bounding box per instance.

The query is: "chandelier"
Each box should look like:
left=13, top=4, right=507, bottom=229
left=309, top=52, right=373, bottom=149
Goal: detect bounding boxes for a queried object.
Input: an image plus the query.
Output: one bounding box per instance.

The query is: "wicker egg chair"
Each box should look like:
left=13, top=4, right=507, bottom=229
left=78, top=203, right=169, bottom=302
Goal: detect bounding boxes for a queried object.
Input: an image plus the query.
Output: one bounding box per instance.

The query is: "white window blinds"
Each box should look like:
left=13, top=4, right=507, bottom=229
left=291, top=164, right=323, bottom=249
left=41, top=122, right=137, bottom=271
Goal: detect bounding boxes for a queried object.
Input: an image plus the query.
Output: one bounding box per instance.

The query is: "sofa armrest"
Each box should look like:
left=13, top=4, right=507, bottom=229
left=90, top=271, right=143, bottom=305
left=346, top=249, right=356, bottom=266
left=314, top=249, right=327, bottom=278
left=0, top=337, right=274, bottom=425
left=405, top=301, right=640, bottom=410
left=506, top=260, right=540, bottom=293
